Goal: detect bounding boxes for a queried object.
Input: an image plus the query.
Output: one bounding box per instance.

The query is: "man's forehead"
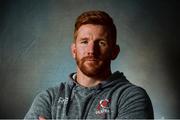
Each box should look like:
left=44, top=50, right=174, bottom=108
left=77, top=24, right=108, bottom=38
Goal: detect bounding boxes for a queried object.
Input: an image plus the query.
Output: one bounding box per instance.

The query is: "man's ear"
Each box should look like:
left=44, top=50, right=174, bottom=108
left=111, top=45, right=120, bottom=60
left=71, top=43, right=76, bottom=59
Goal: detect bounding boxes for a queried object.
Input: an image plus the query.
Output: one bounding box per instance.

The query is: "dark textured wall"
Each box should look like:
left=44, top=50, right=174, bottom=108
left=0, top=0, right=179, bottom=118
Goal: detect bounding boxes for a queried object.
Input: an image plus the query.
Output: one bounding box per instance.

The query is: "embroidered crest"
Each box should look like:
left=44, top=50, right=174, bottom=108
left=96, top=98, right=111, bottom=115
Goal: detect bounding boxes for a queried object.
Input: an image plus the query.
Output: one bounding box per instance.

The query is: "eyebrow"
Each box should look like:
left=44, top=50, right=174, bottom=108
left=80, top=37, right=89, bottom=40
left=79, top=37, right=107, bottom=40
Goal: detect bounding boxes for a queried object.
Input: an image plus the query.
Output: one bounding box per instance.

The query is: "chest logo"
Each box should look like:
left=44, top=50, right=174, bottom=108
left=58, top=97, right=69, bottom=104
left=96, top=99, right=111, bottom=115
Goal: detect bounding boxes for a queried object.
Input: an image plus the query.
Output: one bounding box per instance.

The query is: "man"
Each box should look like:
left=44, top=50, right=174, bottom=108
left=25, top=10, right=154, bottom=119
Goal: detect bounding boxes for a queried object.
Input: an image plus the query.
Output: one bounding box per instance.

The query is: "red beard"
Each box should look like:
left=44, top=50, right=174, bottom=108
left=76, top=56, right=111, bottom=77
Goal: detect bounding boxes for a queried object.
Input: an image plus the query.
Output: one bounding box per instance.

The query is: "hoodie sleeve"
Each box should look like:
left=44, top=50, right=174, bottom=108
left=24, top=90, right=52, bottom=119
left=116, top=86, right=154, bottom=119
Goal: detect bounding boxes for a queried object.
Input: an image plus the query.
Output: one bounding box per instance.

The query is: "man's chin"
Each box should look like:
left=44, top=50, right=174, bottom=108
left=80, top=66, right=101, bottom=77
left=82, top=70, right=100, bottom=77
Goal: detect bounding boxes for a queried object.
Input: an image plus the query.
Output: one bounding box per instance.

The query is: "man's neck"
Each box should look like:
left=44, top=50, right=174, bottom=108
left=76, top=68, right=112, bottom=88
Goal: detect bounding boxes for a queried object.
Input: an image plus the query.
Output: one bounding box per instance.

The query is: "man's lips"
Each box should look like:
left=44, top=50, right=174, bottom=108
left=86, top=58, right=98, bottom=61
left=83, top=56, right=100, bottom=62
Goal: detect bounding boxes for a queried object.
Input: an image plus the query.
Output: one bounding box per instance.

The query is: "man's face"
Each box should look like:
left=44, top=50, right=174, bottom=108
left=71, top=24, right=116, bottom=77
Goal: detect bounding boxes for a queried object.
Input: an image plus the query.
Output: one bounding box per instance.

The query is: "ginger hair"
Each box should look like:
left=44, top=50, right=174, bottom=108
left=74, top=10, right=117, bottom=45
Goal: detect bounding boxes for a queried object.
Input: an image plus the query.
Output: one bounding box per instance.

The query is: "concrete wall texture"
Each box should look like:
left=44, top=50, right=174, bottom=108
left=0, top=0, right=179, bottom=118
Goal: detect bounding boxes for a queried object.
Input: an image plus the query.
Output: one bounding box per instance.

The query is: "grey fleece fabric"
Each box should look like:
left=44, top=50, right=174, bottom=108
left=25, top=71, right=154, bottom=119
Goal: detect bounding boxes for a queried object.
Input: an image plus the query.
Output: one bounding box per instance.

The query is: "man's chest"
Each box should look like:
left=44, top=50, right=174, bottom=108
left=51, top=91, right=118, bottom=119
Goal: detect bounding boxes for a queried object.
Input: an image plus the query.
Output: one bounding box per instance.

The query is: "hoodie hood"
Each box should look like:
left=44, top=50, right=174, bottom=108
left=67, top=71, right=129, bottom=91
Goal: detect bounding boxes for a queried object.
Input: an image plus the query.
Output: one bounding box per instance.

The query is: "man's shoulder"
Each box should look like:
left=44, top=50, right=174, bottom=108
left=113, top=72, right=147, bottom=93
left=109, top=73, right=150, bottom=100
left=123, top=84, right=148, bottom=96
left=117, top=82, right=151, bottom=104
left=35, top=81, right=70, bottom=100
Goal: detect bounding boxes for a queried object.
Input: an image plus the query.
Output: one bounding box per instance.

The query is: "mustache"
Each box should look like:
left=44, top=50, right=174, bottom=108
left=82, top=56, right=100, bottom=61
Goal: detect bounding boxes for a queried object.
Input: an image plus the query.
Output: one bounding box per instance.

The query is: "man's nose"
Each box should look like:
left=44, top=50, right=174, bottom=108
left=87, top=42, right=98, bottom=55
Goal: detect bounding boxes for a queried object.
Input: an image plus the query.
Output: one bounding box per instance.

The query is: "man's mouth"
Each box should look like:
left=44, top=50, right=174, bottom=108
left=85, top=56, right=99, bottom=61
left=86, top=58, right=98, bottom=61
left=83, top=56, right=100, bottom=63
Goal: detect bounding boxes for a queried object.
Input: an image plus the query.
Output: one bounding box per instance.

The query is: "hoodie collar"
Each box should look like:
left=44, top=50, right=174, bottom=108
left=68, top=71, right=128, bottom=90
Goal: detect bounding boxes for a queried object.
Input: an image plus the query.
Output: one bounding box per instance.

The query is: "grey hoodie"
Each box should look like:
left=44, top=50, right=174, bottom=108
left=25, top=71, right=154, bottom=119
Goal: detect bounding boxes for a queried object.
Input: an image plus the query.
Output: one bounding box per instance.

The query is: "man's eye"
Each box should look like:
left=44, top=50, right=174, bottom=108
left=99, top=41, right=107, bottom=46
left=80, top=40, right=88, bottom=44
